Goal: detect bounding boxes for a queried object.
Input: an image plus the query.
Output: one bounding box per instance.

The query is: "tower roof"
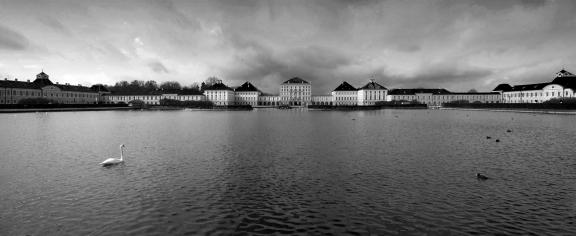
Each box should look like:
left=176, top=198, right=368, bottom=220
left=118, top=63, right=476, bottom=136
left=493, top=83, right=512, bottom=92
left=333, top=81, right=357, bottom=91
left=204, top=82, right=233, bottom=91
left=33, top=71, right=53, bottom=86
left=359, top=80, right=387, bottom=90
left=555, top=69, right=574, bottom=77
left=235, top=82, right=260, bottom=92
left=388, top=88, right=451, bottom=95
left=282, top=77, right=309, bottom=84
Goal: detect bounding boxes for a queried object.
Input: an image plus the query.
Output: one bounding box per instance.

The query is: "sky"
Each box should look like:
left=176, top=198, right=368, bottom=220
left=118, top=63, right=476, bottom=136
left=1, top=0, right=575, bottom=94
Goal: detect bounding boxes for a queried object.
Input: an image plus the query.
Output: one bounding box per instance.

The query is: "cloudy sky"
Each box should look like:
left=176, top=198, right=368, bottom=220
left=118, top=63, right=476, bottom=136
left=1, top=0, right=575, bottom=94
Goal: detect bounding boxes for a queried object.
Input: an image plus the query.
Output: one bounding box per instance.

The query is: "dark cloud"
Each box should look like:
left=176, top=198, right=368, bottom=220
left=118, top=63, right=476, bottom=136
left=440, top=0, right=548, bottom=10
left=0, top=25, right=29, bottom=50
left=219, top=37, right=357, bottom=93
left=1, top=0, right=576, bottom=91
left=384, top=67, right=494, bottom=91
left=148, top=61, right=170, bottom=73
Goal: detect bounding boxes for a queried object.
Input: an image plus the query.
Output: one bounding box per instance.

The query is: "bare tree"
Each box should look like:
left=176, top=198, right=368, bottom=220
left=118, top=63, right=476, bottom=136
left=114, top=80, right=129, bottom=88
left=144, top=80, right=158, bottom=91
left=204, top=76, right=221, bottom=86
left=189, top=82, right=200, bottom=91
left=160, top=81, right=182, bottom=90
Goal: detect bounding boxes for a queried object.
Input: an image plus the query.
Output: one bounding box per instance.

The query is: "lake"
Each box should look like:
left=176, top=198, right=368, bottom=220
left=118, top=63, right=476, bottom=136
left=1, top=109, right=575, bottom=235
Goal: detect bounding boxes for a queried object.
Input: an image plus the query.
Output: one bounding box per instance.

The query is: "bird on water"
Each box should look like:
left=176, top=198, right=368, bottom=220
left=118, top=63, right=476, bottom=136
left=100, top=144, right=126, bottom=166
left=476, top=173, right=489, bottom=180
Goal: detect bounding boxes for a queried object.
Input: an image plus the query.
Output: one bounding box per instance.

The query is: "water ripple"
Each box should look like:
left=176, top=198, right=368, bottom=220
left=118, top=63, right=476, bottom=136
left=1, top=110, right=576, bottom=235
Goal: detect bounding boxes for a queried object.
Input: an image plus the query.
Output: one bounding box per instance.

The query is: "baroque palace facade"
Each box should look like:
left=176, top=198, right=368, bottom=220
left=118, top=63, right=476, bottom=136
left=0, top=71, right=108, bottom=105
left=104, top=77, right=501, bottom=106
left=2, top=69, right=575, bottom=106
left=493, top=69, right=576, bottom=103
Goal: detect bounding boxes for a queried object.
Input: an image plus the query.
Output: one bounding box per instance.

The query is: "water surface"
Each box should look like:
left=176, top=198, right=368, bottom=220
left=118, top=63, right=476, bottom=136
left=1, top=109, right=575, bottom=235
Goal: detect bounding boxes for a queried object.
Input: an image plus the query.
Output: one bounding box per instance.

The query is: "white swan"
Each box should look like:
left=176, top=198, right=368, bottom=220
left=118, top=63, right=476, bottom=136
left=101, top=144, right=126, bottom=166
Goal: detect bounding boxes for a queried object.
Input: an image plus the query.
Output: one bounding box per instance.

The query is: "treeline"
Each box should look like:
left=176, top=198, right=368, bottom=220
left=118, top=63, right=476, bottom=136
left=106, top=77, right=223, bottom=93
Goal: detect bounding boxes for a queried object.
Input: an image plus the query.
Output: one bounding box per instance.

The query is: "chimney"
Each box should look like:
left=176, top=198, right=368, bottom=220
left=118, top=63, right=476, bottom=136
left=56, top=82, right=59, bottom=84
left=78, top=84, right=81, bottom=86
left=27, top=80, right=30, bottom=82
left=4, top=78, right=7, bottom=81
left=15, top=78, right=18, bottom=81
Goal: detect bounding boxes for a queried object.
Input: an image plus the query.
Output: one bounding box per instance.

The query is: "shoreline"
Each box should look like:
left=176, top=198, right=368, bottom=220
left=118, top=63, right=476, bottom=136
left=440, top=107, right=576, bottom=115
left=5, top=106, right=576, bottom=114
left=0, top=107, right=136, bottom=113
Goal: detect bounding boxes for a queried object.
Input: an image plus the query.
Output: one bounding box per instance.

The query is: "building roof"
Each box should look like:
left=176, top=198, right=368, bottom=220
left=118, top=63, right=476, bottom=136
left=33, top=71, right=54, bottom=86
left=36, top=71, right=49, bottom=79
left=54, top=84, right=95, bottom=92
left=109, top=90, right=164, bottom=95
left=556, top=69, right=574, bottom=77
left=449, top=92, right=501, bottom=95
left=282, top=77, right=309, bottom=84
left=359, top=80, right=387, bottom=90
left=0, top=78, right=98, bottom=93
left=333, top=81, right=357, bottom=91
left=388, top=88, right=451, bottom=95
left=493, top=83, right=512, bottom=92
left=551, top=75, right=576, bottom=90
left=235, top=82, right=260, bottom=92
left=204, top=82, right=233, bottom=91
left=109, top=88, right=204, bottom=95
left=0, top=79, right=41, bottom=89
left=509, top=83, right=550, bottom=91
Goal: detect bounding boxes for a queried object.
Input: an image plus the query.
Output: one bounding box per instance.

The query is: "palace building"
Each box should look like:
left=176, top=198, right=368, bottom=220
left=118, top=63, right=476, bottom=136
left=0, top=71, right=107, bottom=105
left=387, top=88, right=501, bottom=106
left=105, top=89, right=204, bottom=105
left=280, top=77, right=311, bottom=106
left=234, top=82, right=261, bottom=106
left=18, top=70, right=572, bottom=108
left=332, top=81, right=359, bottom=106
left=204, top=81, right=235, bottom=106
left=329, top=80, right=388, bottom=106
left=357, top=80, right=388, bottom=106
left=494, top=69, right=576, bottom=103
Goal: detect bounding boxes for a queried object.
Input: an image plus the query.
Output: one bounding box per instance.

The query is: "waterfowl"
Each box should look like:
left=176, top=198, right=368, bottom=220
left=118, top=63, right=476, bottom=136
left=100, top=144, right=126, bottom=167
left=476, top=173, right=489, bottom=180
